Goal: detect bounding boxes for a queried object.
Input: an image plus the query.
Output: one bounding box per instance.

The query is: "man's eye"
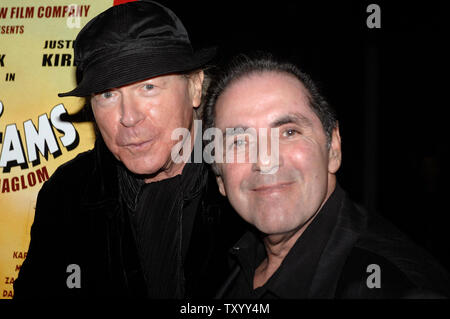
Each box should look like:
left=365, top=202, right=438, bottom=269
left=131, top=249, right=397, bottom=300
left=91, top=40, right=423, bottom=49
left=227, top=137, right=245, bottom=150
left=283, top=129, right=298, bottom=137
left=144, top=84, right=154, bottom=90
left=101, top=91, right=113, bottom=99
left=233, top=138, right=247, bottom=148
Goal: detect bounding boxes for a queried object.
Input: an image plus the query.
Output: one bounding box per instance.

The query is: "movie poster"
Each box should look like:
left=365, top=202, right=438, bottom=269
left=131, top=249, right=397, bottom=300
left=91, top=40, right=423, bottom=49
left=0, top=0, right=117, bottom=299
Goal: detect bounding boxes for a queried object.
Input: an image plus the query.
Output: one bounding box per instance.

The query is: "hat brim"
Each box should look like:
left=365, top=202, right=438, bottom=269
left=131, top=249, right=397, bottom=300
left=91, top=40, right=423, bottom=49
left=58, top=47, right=216, bottom=97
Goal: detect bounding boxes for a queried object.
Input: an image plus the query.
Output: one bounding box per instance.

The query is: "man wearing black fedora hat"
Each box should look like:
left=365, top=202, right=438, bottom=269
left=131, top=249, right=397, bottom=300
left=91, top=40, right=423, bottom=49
left=14, top=0, right=244, bottom=299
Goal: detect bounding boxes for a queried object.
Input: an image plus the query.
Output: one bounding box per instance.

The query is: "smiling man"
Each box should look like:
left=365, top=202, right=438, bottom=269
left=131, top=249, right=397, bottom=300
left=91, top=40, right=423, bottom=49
left=13, top=1, right=243, bottom=299
left=204, top=53, right=450, bottom=298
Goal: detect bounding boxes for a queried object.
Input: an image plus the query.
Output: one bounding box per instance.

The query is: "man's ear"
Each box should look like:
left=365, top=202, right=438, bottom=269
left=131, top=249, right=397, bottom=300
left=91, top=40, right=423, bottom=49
left=188, top=70, right=204, bottom=108
left=216, top=175, right=227, bottom=197
left=328, top=124, right=342, bottom=174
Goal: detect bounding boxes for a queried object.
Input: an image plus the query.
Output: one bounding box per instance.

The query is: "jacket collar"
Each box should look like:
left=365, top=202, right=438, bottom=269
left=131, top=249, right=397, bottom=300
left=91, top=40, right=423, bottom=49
left=81, top=137, right=120, bottom=208
left=307, top=186, right=367, bottom=298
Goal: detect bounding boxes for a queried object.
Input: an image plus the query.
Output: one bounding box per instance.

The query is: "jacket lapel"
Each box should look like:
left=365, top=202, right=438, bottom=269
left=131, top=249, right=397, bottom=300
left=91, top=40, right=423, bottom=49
left=308, top=193, right=367, bottom=298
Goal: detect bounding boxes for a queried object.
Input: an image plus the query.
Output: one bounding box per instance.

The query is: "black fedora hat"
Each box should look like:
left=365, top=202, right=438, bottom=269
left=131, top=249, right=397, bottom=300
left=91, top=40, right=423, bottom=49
left=58, top=0, right=215, bottom=97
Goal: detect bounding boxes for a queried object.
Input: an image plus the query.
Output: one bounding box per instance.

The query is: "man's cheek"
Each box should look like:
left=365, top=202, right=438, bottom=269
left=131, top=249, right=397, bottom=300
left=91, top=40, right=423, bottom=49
left=222, top=171, right=239, bottom=196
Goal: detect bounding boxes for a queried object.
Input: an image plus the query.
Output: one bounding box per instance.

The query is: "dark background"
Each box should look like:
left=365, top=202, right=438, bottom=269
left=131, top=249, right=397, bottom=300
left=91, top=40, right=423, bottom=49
left=160, top=0, right=448, bottom=270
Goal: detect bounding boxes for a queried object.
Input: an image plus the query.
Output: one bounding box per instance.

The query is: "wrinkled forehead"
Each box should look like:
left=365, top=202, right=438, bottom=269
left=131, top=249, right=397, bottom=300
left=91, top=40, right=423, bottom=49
left=215, top=71, right=320, bottom=129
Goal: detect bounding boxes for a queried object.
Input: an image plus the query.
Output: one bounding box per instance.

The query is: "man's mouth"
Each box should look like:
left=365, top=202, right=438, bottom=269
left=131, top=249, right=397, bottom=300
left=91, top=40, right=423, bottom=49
left=251, top=181, right=295, bottom=193
left=123, top=139, right=154, bottom=151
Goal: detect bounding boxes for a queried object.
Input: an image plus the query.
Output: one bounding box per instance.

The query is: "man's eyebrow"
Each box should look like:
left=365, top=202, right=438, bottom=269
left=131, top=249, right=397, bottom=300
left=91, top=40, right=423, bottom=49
left=221, top=114, right=313, bottom=138
left=270, top=113, right=313, bottom=128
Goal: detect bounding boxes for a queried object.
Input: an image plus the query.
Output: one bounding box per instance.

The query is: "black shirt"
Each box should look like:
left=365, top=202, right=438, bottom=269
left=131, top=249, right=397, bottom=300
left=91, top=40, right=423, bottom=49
left=222, top=185, right=344, bottom=299
left=117, top=156, right=207, bottom=298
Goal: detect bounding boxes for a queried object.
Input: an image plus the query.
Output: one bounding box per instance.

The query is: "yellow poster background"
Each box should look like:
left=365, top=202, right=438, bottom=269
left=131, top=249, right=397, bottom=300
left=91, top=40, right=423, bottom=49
left=0, top=0, right=113, bottom=299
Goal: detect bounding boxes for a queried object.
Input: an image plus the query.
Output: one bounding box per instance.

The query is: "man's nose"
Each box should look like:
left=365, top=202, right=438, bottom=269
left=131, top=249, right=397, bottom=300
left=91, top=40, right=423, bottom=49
left=252, top=131, right=282, bottom=174
left=253, top=155, right=281, bottom=175
left=119, top=93, right=145, bottom=127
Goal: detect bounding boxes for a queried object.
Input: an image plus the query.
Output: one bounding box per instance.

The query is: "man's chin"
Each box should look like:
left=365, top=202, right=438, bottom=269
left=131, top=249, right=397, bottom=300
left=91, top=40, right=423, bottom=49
left=253, top=216, right=300, bottom=236
left=121, top=158, right=164, bottom=177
